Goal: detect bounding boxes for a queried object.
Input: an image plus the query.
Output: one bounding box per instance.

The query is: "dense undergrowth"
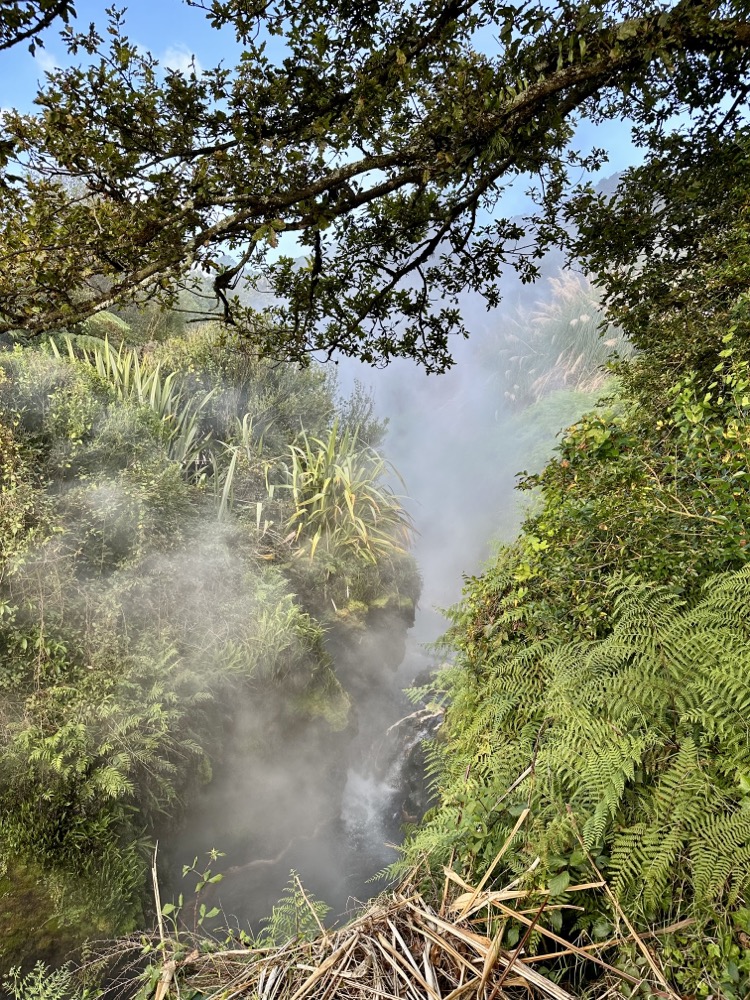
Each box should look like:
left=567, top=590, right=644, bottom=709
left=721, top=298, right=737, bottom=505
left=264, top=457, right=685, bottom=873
left=399, top=220, right=750, bottom=994
left=0, top=321, right=419, bottom=970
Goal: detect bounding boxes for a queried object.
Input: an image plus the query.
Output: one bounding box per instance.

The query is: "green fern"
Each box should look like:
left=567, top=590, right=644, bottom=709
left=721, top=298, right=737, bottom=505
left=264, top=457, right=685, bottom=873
left=403, top=568, right=750, bottom=929
left=3, top=963, right=90, bottom=1000
left=256, top=871, right=331, bottom=946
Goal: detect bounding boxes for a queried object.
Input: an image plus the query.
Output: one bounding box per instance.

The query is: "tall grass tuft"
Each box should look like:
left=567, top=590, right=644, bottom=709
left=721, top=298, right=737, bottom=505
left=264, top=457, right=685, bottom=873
left=279, top=421, right=413, bottom=568
left=501, top=271, right=631, bottom=407
left=50, top=336, right=215, bottom=478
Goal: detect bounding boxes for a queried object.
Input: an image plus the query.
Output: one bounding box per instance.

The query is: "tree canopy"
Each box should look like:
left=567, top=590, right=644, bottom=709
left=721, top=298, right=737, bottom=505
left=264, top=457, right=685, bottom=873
left=0, top=1, right=75, bottom=54
left=1, top=0, right=749, bottom=368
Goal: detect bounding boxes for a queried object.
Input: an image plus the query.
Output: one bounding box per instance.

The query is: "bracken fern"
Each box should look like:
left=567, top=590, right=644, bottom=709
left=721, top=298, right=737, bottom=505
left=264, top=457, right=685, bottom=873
left=402, top=567, right=750, bottom=934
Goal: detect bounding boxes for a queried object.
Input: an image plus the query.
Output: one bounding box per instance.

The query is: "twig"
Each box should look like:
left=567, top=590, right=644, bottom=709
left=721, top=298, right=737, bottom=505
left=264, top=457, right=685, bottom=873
left=294, top=873, right=330, bottom=946
left=441, top=847, right=456, bottom=918
left=154, top=961, right=177, bottom=1000
left=521, top=916, right=697, bottom=964
left=490, top=900, right=548, bottom=1000
left=491, top=900, right=641, bottom=987
left=490, top=764, right=533, bottom=813
left=456, top=808, right=530, bottom=918
left=287, top=937, right=356, bottom=1000
left=152, top=842, right=166, bottom=952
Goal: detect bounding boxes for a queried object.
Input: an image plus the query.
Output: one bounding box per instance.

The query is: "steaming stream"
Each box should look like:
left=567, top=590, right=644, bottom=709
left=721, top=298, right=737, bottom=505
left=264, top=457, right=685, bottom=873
left=338, top=638, right=438, bottom=890
left=169, top=629, right=436, bottom=932
left=167, top=346, right=526, bottom=932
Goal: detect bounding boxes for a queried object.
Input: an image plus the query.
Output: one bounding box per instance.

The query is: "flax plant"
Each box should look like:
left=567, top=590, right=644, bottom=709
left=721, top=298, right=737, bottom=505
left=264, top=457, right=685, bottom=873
left=213, top=412, right=276, bottom=528
left=279, top=422, right=413, bottom=568
left=50, top=336, right=215, bottom=478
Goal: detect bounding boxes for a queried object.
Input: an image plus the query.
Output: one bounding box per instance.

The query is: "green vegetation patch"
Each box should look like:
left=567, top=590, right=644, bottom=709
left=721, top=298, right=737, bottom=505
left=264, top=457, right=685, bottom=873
left=0, top=327, right=418, bottom=968
left=400, top=284, right=750, bottom=992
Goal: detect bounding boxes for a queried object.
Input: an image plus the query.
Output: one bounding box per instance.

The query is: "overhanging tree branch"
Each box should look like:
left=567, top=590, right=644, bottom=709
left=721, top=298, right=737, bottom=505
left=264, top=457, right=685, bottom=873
left=0, top=0, right=75, bottom=52
left=1, top=0, right=749, bottom=368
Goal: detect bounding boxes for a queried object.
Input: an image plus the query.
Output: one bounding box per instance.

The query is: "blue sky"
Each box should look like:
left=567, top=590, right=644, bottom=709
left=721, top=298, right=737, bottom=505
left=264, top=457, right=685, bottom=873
left=0, top=1, right=645, bottom=267
left=0, top=1, right=243, bottom=110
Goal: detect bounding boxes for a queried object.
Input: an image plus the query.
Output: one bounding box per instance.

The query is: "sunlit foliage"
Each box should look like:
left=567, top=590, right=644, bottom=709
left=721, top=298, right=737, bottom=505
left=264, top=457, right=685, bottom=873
left=400, top=226, right=750, bottom=995
left=2, top=2, right=750, bottom=366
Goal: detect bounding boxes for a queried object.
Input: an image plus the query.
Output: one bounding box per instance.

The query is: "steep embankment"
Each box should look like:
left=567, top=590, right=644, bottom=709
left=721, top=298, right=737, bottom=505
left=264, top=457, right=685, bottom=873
left=396, top=218, right=750, bottom=993
left=0, top=327, right=419, bottom=971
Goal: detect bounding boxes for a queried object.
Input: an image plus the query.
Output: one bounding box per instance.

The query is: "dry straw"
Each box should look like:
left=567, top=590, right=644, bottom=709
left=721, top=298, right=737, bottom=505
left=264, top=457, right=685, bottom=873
left=97, top=843, right=690, bottom=1000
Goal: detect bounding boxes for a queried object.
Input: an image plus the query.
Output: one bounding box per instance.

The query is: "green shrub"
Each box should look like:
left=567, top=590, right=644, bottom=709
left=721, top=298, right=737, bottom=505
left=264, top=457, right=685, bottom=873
left=400, top=343, right=750, bottom=994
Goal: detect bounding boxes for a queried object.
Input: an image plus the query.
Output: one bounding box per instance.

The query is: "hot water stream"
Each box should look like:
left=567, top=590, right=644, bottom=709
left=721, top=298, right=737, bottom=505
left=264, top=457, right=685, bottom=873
left=166, top=619, right=438, bottom=932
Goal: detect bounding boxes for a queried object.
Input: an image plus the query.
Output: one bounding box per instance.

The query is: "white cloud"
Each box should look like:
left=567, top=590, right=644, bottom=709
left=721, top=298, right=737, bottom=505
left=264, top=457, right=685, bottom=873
left=161, top=44, right=202, bottom=76
left=34, top=48, right=60, bottom=76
